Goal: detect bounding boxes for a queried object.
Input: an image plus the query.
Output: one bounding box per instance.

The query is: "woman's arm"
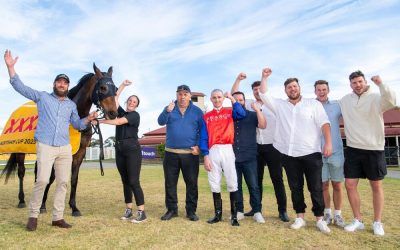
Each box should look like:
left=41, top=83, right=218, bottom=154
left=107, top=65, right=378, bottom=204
left=115, top=80, right=132, bottom=108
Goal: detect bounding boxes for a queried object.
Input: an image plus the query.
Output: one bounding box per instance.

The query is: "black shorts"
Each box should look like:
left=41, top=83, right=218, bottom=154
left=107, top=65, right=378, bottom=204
left=344, top=146, right=387, bottom=181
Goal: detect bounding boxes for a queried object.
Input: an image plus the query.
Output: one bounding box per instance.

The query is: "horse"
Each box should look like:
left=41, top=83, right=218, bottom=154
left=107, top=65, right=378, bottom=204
left=1, top=63, right=118, bottom=216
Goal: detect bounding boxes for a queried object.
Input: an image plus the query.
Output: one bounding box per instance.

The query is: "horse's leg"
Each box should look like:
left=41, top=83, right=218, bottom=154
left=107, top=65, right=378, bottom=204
left=40, top=166, right=55, bottom=214
left=17, top=154, right=26, bottom=208
left=69, top=144, right=87, bottom=217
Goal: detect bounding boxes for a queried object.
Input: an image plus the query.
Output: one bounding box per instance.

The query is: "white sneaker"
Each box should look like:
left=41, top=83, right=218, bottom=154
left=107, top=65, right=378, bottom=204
left=333, top=214, right=346, bottom=228
left=290, top=217, right=306, bottom=230
left=253, top=212, right=265, bottom=224
left=316, top=219, right=331, bottom=233
left=229, top=212, right=245, bottom=221
left=323, top=213, right=332, bottom=224
left=372, top=221, right=385, bottom=236
left=344, top=219, right=365, bottom=232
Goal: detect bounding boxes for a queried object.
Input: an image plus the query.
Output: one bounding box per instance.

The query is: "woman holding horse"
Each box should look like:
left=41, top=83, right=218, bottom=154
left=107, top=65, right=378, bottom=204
left=97, top=80, right=146, bottom=223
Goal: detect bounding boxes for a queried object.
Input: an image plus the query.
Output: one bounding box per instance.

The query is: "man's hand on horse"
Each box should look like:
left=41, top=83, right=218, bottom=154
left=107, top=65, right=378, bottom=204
left=87, top=111, right=98, bottom=122
left=4, top=49, right=19, bottom=68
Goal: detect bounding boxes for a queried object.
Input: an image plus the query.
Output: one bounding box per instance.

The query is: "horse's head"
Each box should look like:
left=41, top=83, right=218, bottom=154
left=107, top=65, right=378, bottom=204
left=91, top=63, right=118, bottom=119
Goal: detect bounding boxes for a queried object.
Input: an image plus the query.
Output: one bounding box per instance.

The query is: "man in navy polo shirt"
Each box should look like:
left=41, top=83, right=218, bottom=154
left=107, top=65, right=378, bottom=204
left=231, top=90, right=267, bottom=223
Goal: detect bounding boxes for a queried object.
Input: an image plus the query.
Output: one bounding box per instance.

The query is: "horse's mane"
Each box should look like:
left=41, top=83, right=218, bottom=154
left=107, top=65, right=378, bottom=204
left=67, top=73, right=94, bottom=99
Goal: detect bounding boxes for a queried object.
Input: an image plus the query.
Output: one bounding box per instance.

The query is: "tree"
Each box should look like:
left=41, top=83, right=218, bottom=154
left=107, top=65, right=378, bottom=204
left=104, top=136, right=116, bottom=147
left=156, top=143, right=165, bottom=159
left=89, top=138, right=100, bottom=147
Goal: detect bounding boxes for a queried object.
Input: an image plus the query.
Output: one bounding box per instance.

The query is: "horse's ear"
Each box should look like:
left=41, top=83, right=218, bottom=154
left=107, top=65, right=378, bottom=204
left=107, top=66, right=113, bottom=77
left=93, top=63, right=103, bottom=78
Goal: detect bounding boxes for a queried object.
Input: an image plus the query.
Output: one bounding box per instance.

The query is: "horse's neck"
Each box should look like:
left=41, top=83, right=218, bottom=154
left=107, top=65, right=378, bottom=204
left=73, top=81, right=96, bottom=118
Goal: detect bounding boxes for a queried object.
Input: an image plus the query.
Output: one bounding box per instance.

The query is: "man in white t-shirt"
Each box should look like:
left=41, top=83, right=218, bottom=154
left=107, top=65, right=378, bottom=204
left=231, top=73, right=289, bottom=222
left=259, top=67, right=333, bottom=234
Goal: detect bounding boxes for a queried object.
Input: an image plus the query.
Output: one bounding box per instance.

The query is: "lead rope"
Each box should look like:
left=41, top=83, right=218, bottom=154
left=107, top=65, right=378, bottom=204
left=92, top=106, right=105, bottom=176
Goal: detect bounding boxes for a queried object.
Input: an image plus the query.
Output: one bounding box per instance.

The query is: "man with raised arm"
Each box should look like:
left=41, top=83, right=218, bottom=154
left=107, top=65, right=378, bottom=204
left=231, top=73, right=289, bottom=222
left=230, top=89, right=267, bottom=223
left=340, top=71, right=397, bottom=236
left=4, top=50, right=97, bottom=231
left=259, top=67, right=333, bottom=233
left=314, top=80, right=346, bottom=228
left=199, top=90, right=246, bottom=226
left=157, top=85, right=204, bottom=222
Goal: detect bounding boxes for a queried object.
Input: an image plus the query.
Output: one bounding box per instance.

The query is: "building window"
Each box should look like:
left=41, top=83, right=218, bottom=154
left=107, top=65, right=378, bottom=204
left=191, top=97, right=198, bottom=102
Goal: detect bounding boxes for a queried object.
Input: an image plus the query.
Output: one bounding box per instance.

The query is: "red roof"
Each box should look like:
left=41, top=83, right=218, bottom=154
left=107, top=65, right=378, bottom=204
left=143, top=127, right=166, bottom=136
left=192, top=92, right=205, bottom=97
left=383, top=109, right=400, bottom=125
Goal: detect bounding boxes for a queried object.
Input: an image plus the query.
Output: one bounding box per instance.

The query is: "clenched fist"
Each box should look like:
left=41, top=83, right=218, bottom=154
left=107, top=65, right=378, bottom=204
left=262, top=68, right=272, bottom=79
left=371, top=75, right=382, bottom=85
left=236, top=72, right=247, bottom=81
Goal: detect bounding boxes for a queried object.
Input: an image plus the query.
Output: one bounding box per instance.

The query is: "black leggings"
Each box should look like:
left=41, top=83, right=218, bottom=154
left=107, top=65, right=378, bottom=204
left=115, top=139, right=144, bottom=206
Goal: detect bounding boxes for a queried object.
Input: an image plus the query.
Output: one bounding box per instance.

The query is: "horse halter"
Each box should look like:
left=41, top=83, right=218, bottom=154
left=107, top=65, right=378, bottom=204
left=91, top=76, right=117, bottom=117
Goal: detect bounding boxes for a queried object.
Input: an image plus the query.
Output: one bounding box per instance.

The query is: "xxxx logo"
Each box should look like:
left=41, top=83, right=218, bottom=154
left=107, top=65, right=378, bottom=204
left=3, top=115, right=38, bottom=134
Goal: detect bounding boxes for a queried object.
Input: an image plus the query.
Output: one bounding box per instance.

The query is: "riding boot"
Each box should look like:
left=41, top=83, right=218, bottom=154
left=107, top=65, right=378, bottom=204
left=207, top=192, right=222, bottom=224
left=230, top=191, right=240, bottom=226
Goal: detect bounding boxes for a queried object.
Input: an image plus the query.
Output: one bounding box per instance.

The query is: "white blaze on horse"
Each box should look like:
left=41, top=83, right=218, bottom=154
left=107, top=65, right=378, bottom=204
left=0, top=64, right=118, bottom=216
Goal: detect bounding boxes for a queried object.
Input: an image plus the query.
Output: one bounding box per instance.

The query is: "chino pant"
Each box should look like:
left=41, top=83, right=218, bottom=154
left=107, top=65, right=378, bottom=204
left=236, top=159, right=262, bottom=213
left=115, top=138, right=144, bottom=206
left=29, top=142, right=72, bottom=221
left=281, top=152, right=324, bottom=217
left=163, top=151, right=199, bottom=214
left=257, top=144, right=287, bottom=212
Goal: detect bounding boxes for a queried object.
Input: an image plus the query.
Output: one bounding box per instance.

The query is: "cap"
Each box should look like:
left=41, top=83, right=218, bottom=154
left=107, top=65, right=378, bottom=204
left=176, top=84, right=191, bottom=93
left=54, top=74, right=70, bottom=83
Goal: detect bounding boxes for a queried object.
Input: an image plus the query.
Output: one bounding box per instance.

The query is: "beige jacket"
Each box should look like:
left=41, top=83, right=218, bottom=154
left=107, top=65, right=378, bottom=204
left=339, top=83, right=396, bottom=150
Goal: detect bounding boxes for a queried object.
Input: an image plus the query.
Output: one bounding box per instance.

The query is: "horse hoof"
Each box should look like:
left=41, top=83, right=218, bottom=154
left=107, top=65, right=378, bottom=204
left=72, top=211, right=82, bottom=217
left=17, top=203, right=26, bottom=208
left=40, top=208, right=47, bottom=214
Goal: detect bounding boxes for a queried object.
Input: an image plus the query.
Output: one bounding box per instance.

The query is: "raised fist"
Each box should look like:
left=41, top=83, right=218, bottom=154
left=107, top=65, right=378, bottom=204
left=262, top=68, right=272, bottom=78
left=371, top=75, right=382, bottom=85
left=122, top=79, right=132, bottom=86
left=237, top=72, right=247, bottom=81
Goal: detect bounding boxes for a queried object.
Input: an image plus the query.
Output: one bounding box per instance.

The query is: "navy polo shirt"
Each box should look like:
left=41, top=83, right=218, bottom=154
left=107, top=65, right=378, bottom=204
left=233, top=110, right=258, bottom=162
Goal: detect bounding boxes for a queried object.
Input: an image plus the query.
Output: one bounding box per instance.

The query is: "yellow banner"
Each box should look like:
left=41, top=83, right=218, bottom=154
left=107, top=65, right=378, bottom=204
left=0, top=101, right=81, bottom=154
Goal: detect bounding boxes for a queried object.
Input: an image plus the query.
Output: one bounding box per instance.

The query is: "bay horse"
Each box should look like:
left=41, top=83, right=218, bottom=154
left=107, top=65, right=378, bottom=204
left=1, top=63, right=118, bottom=216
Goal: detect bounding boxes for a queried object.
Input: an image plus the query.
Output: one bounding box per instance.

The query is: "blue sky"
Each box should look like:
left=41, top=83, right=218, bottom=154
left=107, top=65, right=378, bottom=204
left=1, top=0, right=399, bottom=140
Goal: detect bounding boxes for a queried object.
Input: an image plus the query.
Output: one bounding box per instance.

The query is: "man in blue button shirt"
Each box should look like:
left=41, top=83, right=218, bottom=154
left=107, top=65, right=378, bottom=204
left=4, top=50, right=97, bottom=231
left=314, top=80, right=346, bottom=228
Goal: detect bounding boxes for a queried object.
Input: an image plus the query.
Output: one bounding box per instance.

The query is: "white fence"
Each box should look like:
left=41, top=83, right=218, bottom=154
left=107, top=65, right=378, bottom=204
left=85, top=147, right=115, bottom=160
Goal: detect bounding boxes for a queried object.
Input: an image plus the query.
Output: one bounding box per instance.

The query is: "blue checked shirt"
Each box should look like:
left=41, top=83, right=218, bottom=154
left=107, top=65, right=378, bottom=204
left=321, top=99, right=343, bottom=154
left=10, top=74, right=88, bottom=146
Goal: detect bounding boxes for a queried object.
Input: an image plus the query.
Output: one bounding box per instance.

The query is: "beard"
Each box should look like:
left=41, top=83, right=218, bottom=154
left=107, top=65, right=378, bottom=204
left=53, top=86, right=68, bottom=97
left=287, top=92, right=300, bottom=101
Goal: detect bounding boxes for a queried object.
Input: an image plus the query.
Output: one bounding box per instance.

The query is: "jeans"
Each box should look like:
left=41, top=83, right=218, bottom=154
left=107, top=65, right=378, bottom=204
left=257, top=144, right=287, bottom=212
left=163, top=152, right=199, bottom=214
left=235, top=159, right=262, bottom=213
left=282, top=152, right=324, bottom=217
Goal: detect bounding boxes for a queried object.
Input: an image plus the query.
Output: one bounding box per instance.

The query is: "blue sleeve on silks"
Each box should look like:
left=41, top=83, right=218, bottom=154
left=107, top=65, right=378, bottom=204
left=198, top=118, right=209, bottom=156
left=232, top=102, right=246, bottom=120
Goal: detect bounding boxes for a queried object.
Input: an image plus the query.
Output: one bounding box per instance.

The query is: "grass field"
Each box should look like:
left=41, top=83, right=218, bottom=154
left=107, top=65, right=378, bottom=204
left=0, top=164, right=399, bottom=249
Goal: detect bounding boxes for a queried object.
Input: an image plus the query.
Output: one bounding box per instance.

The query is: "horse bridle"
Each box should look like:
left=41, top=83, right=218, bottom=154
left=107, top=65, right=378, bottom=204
left=90, top=75, right=118, bottom=176
left=91, top=76, right=118, bottom=118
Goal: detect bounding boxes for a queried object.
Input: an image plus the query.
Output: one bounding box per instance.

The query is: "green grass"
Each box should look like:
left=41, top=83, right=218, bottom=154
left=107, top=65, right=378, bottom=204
left=0, top=165, right=399, bottom=249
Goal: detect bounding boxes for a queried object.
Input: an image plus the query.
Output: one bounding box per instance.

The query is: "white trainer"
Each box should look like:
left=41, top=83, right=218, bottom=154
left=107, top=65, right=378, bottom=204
left=372, top=221, right=385, bottom=236
left=333, top=214, right=346, bottom=228
left=290, top=217, right=306, bottom=230
left=316, top=219, right=331, bottom=233
left=229, top=211, right=245, bottom=221
left=344, top=219, right=365, bottom=232
left=253, top=212, right=265, bottom=224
